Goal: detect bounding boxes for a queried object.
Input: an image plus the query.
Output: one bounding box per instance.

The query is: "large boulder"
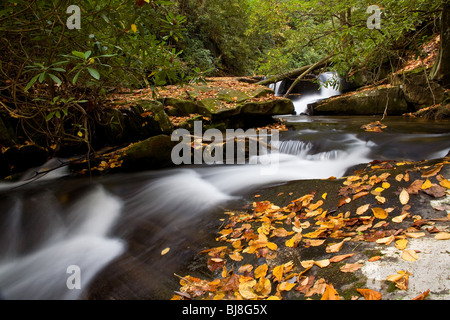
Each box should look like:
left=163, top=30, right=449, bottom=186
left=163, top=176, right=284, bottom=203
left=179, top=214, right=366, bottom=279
left=309, top=85, right=409, bottom=116
left=399, top=71, right=445, bottom=109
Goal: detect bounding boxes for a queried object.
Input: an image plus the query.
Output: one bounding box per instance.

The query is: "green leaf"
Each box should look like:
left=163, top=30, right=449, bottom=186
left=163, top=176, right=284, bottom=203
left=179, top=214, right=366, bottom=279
left=72, top=70, right=82, bottom=84
left=84, top=51, right=92, bottom=59
left=50, top=68, right=66, bottom=72
left=71, top=51, right=86, bottom=59
left=87, top=67, right=100, bottom=80
left=38, top=72, right=46, bottom=83
left=24, top=74, right=40, bottom=92
left=45, top=112, right=55, bottom=121
left=48, top=73, right=62, bottom=85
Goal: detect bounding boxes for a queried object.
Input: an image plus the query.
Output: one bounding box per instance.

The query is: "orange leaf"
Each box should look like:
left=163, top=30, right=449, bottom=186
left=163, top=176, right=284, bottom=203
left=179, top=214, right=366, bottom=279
left=357, top=288, right=382, bottom=300
left=372, top=207, right=388, bottom=219
left=254, top=264, right=268, bottom=279
left=329, top=253, right=354, bottom=263
left=321, top=284, right=340, bottom=300
left=272, top=265, right=284, bottom=282
left=413, top=289, right=430, bottom=300
left=340, top=263, right=363, bottom=273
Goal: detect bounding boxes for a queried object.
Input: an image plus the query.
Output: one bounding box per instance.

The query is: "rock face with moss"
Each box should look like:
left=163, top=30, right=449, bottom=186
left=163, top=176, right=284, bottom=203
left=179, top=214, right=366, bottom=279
left=309, top=85, right=410, bottom=116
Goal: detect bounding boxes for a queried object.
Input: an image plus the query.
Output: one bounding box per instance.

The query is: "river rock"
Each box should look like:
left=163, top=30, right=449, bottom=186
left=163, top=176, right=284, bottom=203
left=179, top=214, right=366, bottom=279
left=120, top=135, right=177, bottom=170
left=399, top=71, right=445, bottom=109
left=309, top=85, right=409, bottom=116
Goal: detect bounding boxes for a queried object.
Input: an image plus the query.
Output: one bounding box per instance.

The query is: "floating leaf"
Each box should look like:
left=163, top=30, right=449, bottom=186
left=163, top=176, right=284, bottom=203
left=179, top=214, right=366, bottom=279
left=357, top=288, right=382, bottom=300
left=399, top=189, right=409, bottom=205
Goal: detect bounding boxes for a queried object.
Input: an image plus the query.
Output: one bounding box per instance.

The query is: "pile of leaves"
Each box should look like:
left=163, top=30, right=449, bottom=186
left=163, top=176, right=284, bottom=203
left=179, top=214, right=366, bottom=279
left=172, top=157, right=450, bottom=300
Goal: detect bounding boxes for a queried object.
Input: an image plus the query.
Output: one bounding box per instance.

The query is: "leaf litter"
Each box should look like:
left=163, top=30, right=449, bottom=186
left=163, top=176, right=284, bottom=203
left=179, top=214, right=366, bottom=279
left=173, top=158, right=450, bottom=300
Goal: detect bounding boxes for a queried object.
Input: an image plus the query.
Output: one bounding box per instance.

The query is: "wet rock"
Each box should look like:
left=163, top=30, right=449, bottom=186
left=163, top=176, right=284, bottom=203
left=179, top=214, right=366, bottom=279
left=309, top=85, right=409, bottom=116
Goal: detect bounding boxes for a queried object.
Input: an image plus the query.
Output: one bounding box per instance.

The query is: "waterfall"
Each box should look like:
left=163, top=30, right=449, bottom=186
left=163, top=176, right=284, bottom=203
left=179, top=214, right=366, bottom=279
left=292, top=72, right=341, bottom=115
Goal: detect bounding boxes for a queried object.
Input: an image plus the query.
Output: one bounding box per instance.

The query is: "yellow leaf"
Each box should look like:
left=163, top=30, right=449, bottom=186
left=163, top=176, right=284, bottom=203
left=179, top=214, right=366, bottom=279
left=267, top=295, right=281, bottom=300
left=435, top=232, right=450, bottom=240
left=239, top=280, right=257, bottom=299
left=356, top=204, right=370, bottom=215
left=375, top=195, right=386, bottom=204
left=161, top=247, right=170, bottom=255
left=77, top=131, right=83, bottom=137
left=399, top=188, right=409, bottom=205
left=315, top=259, right=330, bottom=268
left=272, top=265, right=284, bottom=282
left=395, top=173, right=404, bottom=182
left=422, top=179, right=432, bottom=189
left=392, top=212, right=409, bottom=223
left=267, top=242, right=278, bottom=251
left=322, top=193, right=327, bottom=200
left=440, top=179, right=450, bottom=189
left=372, top=207, right=388, bottom=219
left=285, top=233, right=302, bottom=247
left=131, top=23, right=137, bottom=33
left=382, top=182, right=390, bottom=189
left=254, top=264, right=268, bottom=279
left=395, top=239, right=408, bottom=250
left=401, top=250, right=419, bottom=262
left=278, top=281, right=296, bottom=292
left=229, top=251, right=243, bottom=261
left=326, top=238, right=350, bottom=253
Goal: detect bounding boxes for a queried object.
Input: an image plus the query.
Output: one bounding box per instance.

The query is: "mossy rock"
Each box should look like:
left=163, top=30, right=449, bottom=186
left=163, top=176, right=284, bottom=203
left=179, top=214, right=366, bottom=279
left=239, top=98, right=295, bottom=115
left=121, top=135, right=177, bottom=170
left=310, top=86, right=409, bottom=115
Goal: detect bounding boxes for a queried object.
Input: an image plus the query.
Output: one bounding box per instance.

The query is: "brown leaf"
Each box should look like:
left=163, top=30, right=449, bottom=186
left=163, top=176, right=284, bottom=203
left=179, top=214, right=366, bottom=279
left=296, top=276, right=315, bottom=294
left=422, top=184, right=446, bottom=198
left=305, top=278, right=326, bottom=297
left=407, top=180, right=424, bottom=194
left=357, top=288, right=382, bottom=300
left=338, top=197, right=351, bottom=207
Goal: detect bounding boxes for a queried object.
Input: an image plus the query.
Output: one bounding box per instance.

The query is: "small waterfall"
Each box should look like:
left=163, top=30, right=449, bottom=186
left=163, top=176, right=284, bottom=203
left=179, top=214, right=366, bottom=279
left=269, top=80, right=283, bottom=96
left=292, top=72, right=341, bottom=115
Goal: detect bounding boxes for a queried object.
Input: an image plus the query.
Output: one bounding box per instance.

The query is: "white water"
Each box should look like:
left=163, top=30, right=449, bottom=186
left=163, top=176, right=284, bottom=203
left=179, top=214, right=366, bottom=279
left=292, top=72, right=341, bottom=114
left=0, top=186, right=125, bottom=300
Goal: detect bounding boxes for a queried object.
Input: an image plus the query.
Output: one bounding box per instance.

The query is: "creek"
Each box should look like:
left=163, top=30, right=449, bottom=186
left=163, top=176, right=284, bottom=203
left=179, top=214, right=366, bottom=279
left=0, top=78, right=449, bottom=299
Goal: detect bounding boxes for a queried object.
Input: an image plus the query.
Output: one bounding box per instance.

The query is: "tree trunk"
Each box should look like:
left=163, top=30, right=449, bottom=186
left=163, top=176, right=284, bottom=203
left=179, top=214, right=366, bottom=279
left=257, top=57, right=330, bottom=86
left=431, top=1, right=450, bottom=88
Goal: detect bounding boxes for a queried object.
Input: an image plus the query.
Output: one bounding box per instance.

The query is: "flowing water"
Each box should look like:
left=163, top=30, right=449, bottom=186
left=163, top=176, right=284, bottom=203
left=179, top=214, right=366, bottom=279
left=0, top=81, right=449, bottom=299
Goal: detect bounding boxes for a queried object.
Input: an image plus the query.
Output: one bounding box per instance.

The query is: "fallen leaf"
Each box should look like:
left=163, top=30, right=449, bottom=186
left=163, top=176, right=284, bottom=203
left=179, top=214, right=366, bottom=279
left=238, top=264, right=253, bottom=274
left=376, top=235, right=395, bottom=245
left=285, top=233, right=302, bottom=248
left=401, top=250, right=419, bottom=262
left=440, top=179, right=450, bottom=189
left=357, top=288, right=382, bottom=300
left=356, top=204, right=370, bottom=215
left=422, top=184, right=446, bottom=198
left=386, top=270, right=410, bottom=290
left=322, top=193, right=327, bottom=200
left=382, top=182, right=391, bottom=189
left=239, top=280, right=257, bottom=299
left=372, top=207, right=388, bottom=220
left=399, top=189, right=409, bottom=205
left=338, top=197, right=351, bottom=207
left=272, top=265, right=284, bottom=282
left=405, top=232, right=426, bottom=238
left=326, top=238, right=350, bottom=253
left=315, top=259, right=330, bottom=268
left=305, top=239, right=326, bottom=247
left=395, top=173, right=404, bottom=182
left=435, top=232, right=450, bottom=240
left=413, top=289, right=430, bottom=300
left=375, top=195, right=386, bottom=204
left=422, top=179, right=432, bottom=190
left=305, top=278, right=326, bottom=297
left=301, top=260, right=315, bottom=269
left=161, top=247, right=170, bottom=255
left=278, top=281, right=297, bottom=292
left=368, top=256, right=381, bottom=262
left=395, top=239, right=408, bottom=250
left=421, top=165, right=443, bottom=178
left=271, top=227, right=293, bottom=238
left=340, top=263, right=363, bottom=273
left=229, top=251, right=244, bottom=261
left=254, top=264, right=268, bottom=279
left=321, top=284, right=340, bottom=300
left=330, top=253, right=354, bottom=263
left=392, top=212, right=409, bottom=223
